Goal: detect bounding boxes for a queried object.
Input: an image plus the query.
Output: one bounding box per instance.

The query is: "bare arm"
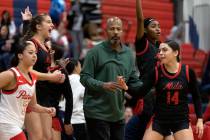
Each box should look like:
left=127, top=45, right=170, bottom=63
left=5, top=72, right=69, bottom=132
left=28, top=93, right=56, bottom=116
left=136, top=0, right=144, bottom=39
left=0, top=70, right=15, bottom=90
left=25, top=42, right=65, bottom=83
left=30, top=69, right=65, bottom=83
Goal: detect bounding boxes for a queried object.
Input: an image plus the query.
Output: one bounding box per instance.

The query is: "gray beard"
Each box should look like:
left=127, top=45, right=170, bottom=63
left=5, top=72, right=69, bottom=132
left=110, top=39, right=120, bottom=45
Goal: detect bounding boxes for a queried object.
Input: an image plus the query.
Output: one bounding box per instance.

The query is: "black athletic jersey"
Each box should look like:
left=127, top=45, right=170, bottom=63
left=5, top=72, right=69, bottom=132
left=23, top=21, right=51, bottom=73
left=29, top=39, right=73, bottom=124
left=135, top=34, right=160, bottom=79
left=155, top=64, right=191, bottom=122
left=137, top=63, right=202, bottom=123
left=29, top=39, right=52, bottom=104
left=30, top=38, right=51, bottom=73
left=46, top=68, right=73, bottom=124
left=134, top=34, right=160, bottom=115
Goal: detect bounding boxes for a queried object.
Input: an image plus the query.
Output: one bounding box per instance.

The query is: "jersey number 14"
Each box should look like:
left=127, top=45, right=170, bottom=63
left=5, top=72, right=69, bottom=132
left=167, top=91, right=179, bottom=105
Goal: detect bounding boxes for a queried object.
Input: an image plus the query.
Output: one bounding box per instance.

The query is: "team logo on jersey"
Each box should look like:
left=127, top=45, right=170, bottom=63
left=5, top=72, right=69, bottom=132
left=16, top=90, right=32, bottom=100
left=16, top=90, right=33, bottom=114
left=164, top=82, right=183, bottom=90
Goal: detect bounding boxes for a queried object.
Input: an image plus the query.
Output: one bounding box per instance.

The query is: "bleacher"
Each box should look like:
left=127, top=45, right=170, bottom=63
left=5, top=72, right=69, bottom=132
left=181, top=43, right=208, bottom=79
left=0, top=0, right=71, bottom=27
left=189, top=104, right=210, bottom=140
left=37, top=0, right=71, bottom=14
left=37, top=0, right=51, bottom=14
left=101, top=0, right=174, bottom=43
left=1, top=1, right=210, bottom=139
left=0, top=0, right=13, bottom=18
left=100, top=0, right=208, bottom=79
left=1, top=0, right=173, bottom=42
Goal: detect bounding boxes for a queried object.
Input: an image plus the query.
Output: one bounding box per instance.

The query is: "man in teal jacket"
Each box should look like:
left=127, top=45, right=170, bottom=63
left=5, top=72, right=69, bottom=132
left=80, top=17, right=142, bottom=140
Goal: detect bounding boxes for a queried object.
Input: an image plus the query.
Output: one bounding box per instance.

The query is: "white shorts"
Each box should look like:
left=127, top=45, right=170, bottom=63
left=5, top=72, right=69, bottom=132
left=0, top=123, right=22, bottom=140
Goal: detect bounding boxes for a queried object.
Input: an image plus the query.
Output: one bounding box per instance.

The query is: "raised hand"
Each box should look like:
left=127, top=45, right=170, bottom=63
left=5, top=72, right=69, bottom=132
left=21, top=6, right=32, bottom=21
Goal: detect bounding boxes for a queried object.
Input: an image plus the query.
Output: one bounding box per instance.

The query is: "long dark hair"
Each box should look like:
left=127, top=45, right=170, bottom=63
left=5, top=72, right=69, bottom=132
left=1, top=10, right=11, bottom=25
left=10, top=42, right=29, bottom=67
left=66, top=59, right=79, bottom=75
left=51, top=43, right=65, bottom=61
left=22, top=13, right=49, bottom=42
left=144, top=17, right=155, bottom=28
left=164, top=40, right=180, bottom=62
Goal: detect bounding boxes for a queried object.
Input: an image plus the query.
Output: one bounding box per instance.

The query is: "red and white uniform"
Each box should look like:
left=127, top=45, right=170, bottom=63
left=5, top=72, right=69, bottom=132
left=0, top=67, right=37, bottom=140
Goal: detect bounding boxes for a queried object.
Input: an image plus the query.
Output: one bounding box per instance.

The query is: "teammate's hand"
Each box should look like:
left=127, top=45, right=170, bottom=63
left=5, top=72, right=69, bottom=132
left=102, top=82, right=122, bottom=91
left=56, top=58, right=70, bottom=69
left=46, top=107, right=56, bottom=117
left=117, top=76, right=128, bottom=90
left=51, top=70, right=65, bottom=83
left=64, top=124, right=73, bottom=136
left=196, top=118, right=204, bottom=139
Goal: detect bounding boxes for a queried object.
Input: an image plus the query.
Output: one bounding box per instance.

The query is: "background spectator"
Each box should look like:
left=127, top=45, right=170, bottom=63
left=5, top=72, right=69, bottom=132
left=67, top=0, right=84, bottom=59
left=0, top=24, right=14, bottom=71
left=0, top=10, right=16, bottom=38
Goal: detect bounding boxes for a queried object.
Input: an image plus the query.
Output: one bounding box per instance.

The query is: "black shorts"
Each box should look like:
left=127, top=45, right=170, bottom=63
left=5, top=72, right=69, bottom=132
left=152, top=119, right=190, bottom=136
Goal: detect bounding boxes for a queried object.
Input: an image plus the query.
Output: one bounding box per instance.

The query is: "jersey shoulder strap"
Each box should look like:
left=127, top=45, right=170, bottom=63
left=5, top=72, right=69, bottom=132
left=155, top=66, right=159, bottom=85
left=185, top=64, right=190, bottom=83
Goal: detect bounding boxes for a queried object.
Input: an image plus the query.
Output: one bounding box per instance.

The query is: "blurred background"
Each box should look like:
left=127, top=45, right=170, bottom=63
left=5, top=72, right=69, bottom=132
left=1, top=0, right=210, bottom=139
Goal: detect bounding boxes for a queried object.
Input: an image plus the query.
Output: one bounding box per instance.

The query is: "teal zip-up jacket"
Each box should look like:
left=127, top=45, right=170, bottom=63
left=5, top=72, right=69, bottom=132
left=80, top=41, right=142, bottom=122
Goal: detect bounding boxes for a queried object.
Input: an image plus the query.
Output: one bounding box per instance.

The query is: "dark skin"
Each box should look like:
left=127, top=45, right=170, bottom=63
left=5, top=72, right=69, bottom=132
left=135, top=0, right=173, bottom=140
left=106, top=17, right=123, bottom=52
left=102, top=17, right=126, bottom=91
left=136, top=0, right=161, bottom=44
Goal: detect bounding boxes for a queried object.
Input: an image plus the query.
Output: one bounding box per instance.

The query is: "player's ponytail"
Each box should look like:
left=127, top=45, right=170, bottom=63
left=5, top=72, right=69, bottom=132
left=66, top=59, right=80, bottom=75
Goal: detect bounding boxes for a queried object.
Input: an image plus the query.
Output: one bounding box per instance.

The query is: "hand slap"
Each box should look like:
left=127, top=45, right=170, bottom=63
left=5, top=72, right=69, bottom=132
left=102, top=82, right=122, bottom=91
left=52, top=70, right=65, bottom=83
left=117, top=76, right=128, bottom=90
left=46, top=107, right=56, bottom=117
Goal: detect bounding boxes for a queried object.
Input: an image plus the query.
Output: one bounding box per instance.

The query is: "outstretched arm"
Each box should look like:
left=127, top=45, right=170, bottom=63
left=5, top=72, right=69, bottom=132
left=30, top=69, right=65, bottom=83
left=136, top=0, right=144, bottom=39
left=127, top=70, right=155, bottom=99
